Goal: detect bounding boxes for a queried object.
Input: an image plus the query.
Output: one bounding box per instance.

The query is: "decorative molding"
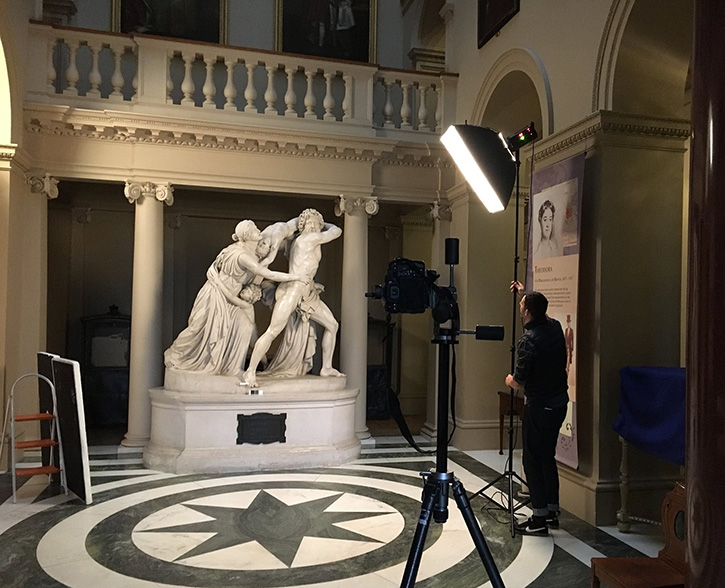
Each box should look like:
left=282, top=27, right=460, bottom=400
left=407, top=47, right=446, bottom=74
left=24, top=114, right=405, bottom=164
left=532, top=111, right=691, bottom=163
left=592, top=0, right=635, bottom=112
left=42, top=0, right=77, bottom=26
left=0, top=144, right=17, bottom=161
left=429, top=201, right=452, bottom=222
left=26, top=171, right=59, bottom=199
left=124, top=181, right=175, bottom=205
left=335, top=195, right=379, bottom=217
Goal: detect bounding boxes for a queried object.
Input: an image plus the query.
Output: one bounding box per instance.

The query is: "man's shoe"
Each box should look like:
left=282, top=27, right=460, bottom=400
left=546, top=511, right=560, bottom=529
left=514, top=517, right=548, bottom=536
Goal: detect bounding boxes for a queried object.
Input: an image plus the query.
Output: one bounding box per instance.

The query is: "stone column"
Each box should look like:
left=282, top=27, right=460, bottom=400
left=421, top=201, right=451, bottom=440
left=335, top=195, right=378, bottom=440
left=122, top=181, right=173, bottom=447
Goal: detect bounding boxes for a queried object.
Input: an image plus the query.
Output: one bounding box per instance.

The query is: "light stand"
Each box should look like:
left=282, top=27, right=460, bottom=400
left=400, top=239, right=505, bottom=588
left=441, top=121, right=537, bottom=538
left=469, top=146, right=529, bottom=537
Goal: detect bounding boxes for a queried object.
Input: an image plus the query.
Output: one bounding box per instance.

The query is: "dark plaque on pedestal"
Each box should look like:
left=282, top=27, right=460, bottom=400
left=237, top=413, right=287, bottom=445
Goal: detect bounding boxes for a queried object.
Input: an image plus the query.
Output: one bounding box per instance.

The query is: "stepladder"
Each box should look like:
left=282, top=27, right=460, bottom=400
left=1, top=373, right=68, bottom=503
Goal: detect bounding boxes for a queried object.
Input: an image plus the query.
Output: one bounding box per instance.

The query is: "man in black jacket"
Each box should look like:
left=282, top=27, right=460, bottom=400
left=505, top=282, right=569, bottom=536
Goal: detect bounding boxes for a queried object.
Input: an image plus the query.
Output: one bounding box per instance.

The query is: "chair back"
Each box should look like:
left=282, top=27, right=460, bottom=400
left=659, top=481, right=686, bottom=574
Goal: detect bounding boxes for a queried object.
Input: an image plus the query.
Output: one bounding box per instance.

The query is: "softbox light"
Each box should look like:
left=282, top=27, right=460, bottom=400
left=440, top=125, right=517, bottom=213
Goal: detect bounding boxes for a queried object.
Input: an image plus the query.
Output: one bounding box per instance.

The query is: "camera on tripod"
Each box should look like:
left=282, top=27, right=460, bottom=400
left=367, top=255, right=504, bottom=340
left=366, top=258, right=458, bottom=324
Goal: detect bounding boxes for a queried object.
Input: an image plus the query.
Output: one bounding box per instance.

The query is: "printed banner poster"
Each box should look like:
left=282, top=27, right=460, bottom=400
left=526, top=152, right=585, bottom=470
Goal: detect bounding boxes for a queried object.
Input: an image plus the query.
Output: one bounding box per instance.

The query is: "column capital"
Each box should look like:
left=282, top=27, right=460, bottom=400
left=26, top=171, right=59, bottom=199
left=335, top=194, right=379, bottom=217
left=125, top=181, right=175, bottom=205
left=429, top=201, right=452, bottom=222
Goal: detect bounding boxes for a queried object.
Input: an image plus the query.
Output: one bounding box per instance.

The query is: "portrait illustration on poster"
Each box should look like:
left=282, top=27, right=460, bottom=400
left=531, top=178, right=578, bottom=262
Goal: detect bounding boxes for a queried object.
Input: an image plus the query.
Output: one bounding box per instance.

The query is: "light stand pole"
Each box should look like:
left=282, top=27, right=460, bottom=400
left=439, top=121, right=537, bottom=539
left=469, top=146, right=530, bottom=538
left=400, top=239, right=505, bottom=588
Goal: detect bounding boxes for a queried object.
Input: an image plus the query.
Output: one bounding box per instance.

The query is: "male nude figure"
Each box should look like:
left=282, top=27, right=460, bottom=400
left=242, top=209, right=343, bottom=386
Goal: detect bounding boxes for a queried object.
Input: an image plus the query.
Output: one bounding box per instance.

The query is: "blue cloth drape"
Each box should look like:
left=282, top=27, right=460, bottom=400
left=613, top=366, right=686, bottom=466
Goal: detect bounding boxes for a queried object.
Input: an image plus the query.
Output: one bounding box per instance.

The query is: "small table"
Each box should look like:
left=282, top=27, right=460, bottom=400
left=498, top=390, right=524, bottom=454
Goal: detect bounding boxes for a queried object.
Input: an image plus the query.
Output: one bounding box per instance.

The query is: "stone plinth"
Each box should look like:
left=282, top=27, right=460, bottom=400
left=143, top=369, right=360, bottom=473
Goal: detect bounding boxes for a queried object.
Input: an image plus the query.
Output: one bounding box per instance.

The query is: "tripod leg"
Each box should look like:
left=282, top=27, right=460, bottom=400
left=400, top=477, right=437, bottom=588
left=451, top=480, right=506, bottom=588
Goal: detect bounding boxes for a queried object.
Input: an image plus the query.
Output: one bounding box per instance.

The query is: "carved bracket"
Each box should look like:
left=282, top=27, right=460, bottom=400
left=26, top=172, right=59, bottom=199
left=429, top=201, right=452, bottom=222
left=124, top=181, right=174, bottom=205
left=335, top=195, right=379, bottom=217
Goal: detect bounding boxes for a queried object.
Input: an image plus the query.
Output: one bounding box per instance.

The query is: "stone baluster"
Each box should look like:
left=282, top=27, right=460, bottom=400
left=264, top=64, right=278, bottom=115
left=110, top=44, right=125, bottom=100
left=223, top=58, right=237, bottom=110
left=202, top=56, right=216, bottom=108
left=244, top=62, right=258, bottom=112
left=304, top=69, right=317, bottom=118
left=435, top=85, right=442, bottom=132
left=383, top=80, right=395, bottom=128
left=400, top=82, right=412, bottom=129
left=284, top=67, right=297, bottom=116
left=47, top=38, right=57, bottom=93
left=181, top=53, right=196, bottom=105
left=342, top=74, right=352, bottom=121
left=335, top=195, right=379, bottom=439
left=166, top=52, right=173, bottom=102
left=123, top=181, right=174, bottom=447
left=63, top=39, right=79, bottom=96
left=418, top=84, right=429, bottom=131
left=323, top=72, right=335, bottom=120
left=131, top=64, right=138, bottom=100
left=87, top=43, right=102, bottom=98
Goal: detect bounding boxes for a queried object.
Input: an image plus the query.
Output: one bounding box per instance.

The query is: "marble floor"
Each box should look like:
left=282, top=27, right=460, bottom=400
left=0, top=435, right=664, bottom=587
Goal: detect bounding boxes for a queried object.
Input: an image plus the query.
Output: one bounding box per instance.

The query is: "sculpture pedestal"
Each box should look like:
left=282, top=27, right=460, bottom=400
left=143, top=369, right=360, bottom=474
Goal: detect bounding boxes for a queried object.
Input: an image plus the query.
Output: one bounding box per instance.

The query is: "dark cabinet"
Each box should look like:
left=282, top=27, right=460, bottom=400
left=81, top=306, right=130, bottom=427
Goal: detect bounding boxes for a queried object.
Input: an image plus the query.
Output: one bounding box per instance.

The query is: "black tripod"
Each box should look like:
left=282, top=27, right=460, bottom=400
left=469, top=145, right=530, bottom=538
left=400, top=243, right=505, bottom=588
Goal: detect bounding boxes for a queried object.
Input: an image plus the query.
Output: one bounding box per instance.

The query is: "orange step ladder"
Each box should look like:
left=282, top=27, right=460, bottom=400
left=1, top=373, right=67, bottom=503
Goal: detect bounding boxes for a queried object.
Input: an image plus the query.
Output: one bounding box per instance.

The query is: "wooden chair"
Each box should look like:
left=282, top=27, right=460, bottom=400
left=590, top=482, right=685, bottom=588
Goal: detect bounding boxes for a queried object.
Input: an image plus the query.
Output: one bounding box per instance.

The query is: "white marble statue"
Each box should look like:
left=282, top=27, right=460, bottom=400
left=242, top=209, right=344, bottom=387
left=164, top=220, right=308, bottom=377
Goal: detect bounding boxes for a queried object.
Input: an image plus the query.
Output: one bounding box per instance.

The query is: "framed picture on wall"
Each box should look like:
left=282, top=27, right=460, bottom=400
left=275, top=0, right=378, bottom=63
left=478, top=0, right=519, bottom=48
left=112, top=0, right=228, bottom=44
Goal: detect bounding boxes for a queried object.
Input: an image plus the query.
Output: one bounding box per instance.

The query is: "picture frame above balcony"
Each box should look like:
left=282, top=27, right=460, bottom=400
left=112, top=0, right=229, bottom=44
left=276, top=0, right=378, bottom=64
left=478, top=0, right=519, bottom=48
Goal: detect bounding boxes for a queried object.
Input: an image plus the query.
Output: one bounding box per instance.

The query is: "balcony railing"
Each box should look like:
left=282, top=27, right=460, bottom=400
left=27, top=23, right=458, bottom=137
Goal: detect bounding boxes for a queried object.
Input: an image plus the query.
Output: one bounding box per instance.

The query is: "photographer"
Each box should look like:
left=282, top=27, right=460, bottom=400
left=505, top=281, right=569, bottom=536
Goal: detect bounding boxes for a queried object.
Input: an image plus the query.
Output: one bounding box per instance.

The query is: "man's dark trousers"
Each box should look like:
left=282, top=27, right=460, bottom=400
left=522, top=403, right=567, bottom=513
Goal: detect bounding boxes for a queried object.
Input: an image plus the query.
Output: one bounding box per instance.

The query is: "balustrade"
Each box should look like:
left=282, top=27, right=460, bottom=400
left=31, top=23, right=453, bottom=136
